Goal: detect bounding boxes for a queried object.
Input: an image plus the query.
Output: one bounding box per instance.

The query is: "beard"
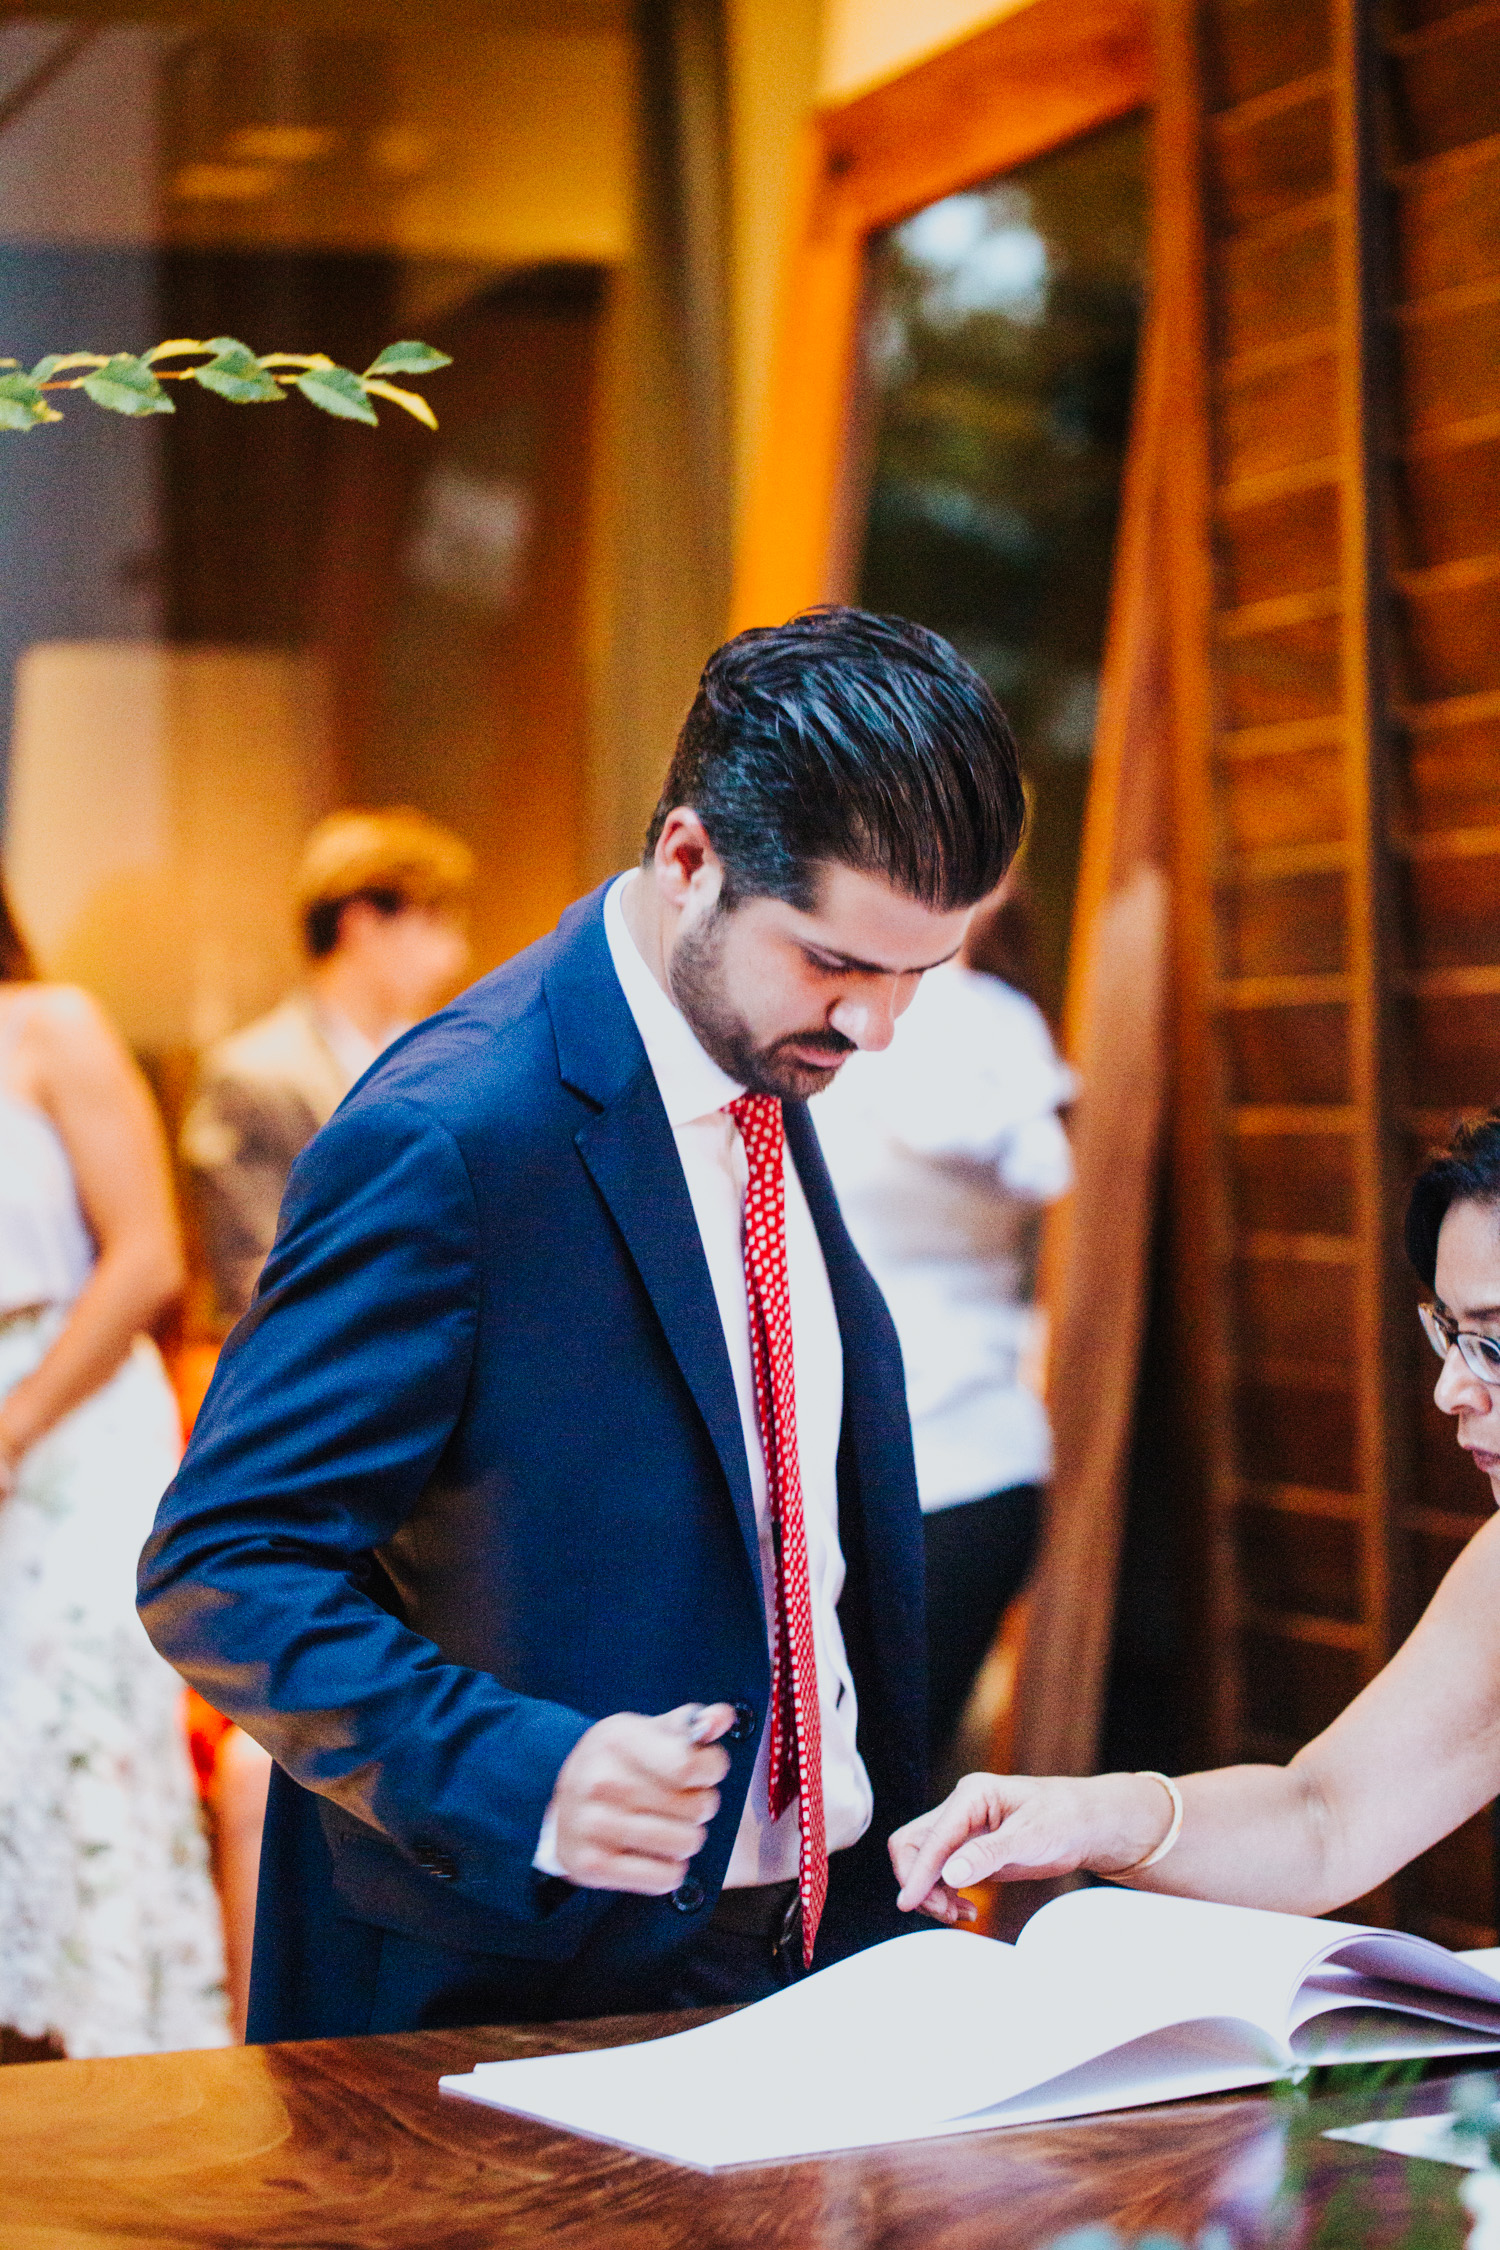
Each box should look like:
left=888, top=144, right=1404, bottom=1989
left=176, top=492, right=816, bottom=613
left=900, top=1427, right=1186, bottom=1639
left=667, top=908, right=855, bottom=1101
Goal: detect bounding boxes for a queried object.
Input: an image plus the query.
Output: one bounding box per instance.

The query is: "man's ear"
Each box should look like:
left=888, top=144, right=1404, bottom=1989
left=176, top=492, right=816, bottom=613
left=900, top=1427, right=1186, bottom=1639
left=653, top=808, right=723, bottom=906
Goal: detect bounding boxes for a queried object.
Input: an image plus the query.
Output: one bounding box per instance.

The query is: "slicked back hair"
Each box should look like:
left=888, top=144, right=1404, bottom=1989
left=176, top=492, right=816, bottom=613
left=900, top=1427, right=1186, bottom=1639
left=645, top=608, right=1027, bottom=912
left=1405, top=1111, right=1500, bottom=1288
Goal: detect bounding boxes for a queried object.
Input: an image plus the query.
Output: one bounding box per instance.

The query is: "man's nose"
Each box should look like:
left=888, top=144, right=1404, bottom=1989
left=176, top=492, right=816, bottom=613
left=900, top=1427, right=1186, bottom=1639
left=829, top=988, right=899, bottom=1051
left=1435, top=1342, right=1490, bottom=1416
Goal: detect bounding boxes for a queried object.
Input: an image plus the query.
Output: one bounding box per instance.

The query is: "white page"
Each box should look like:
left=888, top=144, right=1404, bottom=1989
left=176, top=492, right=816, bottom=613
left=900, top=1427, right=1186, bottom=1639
left=1325, top=2113, right=1483, bottom=2168
left=1290, top=1968, right=1500, bottom=2041
left=440, top=1891, right=1500, bottom=2171
left=441, top=1908, right=1308, bottom=2169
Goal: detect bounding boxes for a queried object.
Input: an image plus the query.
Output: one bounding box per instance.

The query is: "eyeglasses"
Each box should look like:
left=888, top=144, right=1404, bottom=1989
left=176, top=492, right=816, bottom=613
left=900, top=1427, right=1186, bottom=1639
left=1419, top=1302, right=1500, bottom=1384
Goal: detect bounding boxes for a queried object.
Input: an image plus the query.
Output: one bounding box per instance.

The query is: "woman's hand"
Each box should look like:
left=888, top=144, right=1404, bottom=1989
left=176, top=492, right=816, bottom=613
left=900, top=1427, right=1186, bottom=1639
left=889, top=1771, right=1176, bottom=1922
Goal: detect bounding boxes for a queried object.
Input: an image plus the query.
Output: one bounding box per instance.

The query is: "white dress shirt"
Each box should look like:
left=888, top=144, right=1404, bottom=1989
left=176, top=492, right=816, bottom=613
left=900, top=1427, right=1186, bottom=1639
left=535, top=874, right=873, bottom=1889
left=813, top=962, right=1074, bottom=1511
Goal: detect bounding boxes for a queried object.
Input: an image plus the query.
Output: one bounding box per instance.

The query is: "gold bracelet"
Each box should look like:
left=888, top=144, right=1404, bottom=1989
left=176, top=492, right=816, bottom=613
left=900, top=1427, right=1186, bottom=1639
left=1115, top=1771, right=1183, bottom=1876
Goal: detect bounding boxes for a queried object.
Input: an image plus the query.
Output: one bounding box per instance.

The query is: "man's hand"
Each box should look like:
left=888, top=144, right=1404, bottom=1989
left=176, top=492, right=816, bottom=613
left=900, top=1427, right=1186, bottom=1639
left=550, top=1703, right=736, bottom=1894
left=889, top=1771, right=1171, bottom=1922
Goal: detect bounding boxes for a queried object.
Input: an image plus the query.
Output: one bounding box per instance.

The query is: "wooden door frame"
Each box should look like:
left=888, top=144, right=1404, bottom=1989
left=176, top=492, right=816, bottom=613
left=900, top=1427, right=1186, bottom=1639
left=730, top=0, right=1152, bottom=633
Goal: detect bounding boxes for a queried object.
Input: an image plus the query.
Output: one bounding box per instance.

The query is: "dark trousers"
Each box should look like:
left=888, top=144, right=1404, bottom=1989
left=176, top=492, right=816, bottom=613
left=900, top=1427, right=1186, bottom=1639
left=313, top=1915, right=797, bottom=2037
left=923, top=1483, right=1042, bottom=1768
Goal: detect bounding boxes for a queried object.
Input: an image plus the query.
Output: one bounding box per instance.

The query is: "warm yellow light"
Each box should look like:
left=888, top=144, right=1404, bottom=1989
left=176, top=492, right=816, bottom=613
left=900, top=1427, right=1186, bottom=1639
left=171, top=162, right=283, bottom=203
left=225, top=125, right=340, bottom=164
left=368, top=125, right=435, bottom=179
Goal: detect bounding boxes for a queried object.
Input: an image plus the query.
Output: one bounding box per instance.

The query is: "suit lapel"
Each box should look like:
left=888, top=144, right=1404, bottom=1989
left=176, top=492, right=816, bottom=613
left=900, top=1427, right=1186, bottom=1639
left=545, top=896, right=761, bottom=1579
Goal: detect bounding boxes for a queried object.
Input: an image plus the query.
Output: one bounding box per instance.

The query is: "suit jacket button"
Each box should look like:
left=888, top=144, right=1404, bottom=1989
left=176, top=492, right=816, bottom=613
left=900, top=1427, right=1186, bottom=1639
left=672, top=1875, right=706, bottom=1914
left=727, top=1702, right=757, bottom=1743
left=414, top=1843, right=459, bottom=1881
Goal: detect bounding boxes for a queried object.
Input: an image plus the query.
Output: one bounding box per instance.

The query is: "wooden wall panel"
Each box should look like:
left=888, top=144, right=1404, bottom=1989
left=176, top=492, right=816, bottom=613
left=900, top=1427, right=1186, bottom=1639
left=1161, top=0, right=1500, bottom=1942
left=1157, top=0, right=1415, bottom=1931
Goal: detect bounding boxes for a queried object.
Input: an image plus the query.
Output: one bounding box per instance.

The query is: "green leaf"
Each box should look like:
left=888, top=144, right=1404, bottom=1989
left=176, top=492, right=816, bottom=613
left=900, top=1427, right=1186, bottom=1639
left=194, top=345, right=285, bottom=404
left=28, top=354, right=65, bottom=382
left=0, top=371, right=56, bottom=429
left=80, top=353, right=173, bottom=417
left=364, top=340, right=452, bottom=377
left=362, top=376, right=437, bottom=429
left=295, top=364, right=378, bottom=424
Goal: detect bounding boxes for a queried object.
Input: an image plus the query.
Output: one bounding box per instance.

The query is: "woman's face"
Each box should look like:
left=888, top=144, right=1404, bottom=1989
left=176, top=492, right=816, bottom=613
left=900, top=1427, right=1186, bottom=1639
left=1432, top=1197, right=1500, bottom=1502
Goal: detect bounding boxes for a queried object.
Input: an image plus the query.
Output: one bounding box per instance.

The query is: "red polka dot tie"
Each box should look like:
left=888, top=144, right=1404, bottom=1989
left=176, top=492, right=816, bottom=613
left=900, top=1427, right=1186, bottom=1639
left=728, top=1092, right=827, bottom=1969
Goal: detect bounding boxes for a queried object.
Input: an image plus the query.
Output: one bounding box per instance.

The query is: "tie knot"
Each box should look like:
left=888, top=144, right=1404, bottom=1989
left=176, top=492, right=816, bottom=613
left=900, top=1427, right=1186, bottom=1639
left=728, top=1092, right=783, bottom=1161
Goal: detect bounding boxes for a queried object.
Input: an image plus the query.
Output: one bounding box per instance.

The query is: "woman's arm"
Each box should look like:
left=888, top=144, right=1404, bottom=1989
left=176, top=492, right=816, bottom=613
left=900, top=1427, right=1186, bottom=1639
left=892, top=1509, right=1500, bottom=1921
left=0, top=989, right=184, bottom=1492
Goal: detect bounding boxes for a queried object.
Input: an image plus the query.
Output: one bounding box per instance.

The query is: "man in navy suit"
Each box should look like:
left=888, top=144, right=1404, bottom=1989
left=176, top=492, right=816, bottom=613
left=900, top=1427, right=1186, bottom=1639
left=139, top=608, right=1026, bottom=2040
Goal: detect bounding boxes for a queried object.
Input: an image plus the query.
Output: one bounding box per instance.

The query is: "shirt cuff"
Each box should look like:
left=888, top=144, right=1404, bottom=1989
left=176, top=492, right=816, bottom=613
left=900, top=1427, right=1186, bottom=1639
left=533, top=1800, right=566, bottom=1878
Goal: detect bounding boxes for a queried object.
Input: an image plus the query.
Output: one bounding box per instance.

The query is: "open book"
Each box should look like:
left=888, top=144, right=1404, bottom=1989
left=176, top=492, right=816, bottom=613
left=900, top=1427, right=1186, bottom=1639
left=441, top=1887, right=1500, bottom=2170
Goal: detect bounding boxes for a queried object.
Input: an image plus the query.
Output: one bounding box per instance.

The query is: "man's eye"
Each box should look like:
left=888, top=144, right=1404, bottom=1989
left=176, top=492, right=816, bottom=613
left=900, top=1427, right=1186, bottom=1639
left=1478, top=1337, right=1500, bottom=1374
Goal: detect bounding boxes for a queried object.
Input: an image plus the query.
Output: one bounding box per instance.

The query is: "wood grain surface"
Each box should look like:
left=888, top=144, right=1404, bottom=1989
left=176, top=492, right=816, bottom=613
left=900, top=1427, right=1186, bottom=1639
left=0, top=2010, right=1479, bottom=2249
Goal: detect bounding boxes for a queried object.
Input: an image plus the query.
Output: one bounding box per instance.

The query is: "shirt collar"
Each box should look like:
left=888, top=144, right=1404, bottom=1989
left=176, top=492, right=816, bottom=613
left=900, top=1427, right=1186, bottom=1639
left=308, top=998, right=390, bottom=1086
left=603, top=873, right=744, bottom=1127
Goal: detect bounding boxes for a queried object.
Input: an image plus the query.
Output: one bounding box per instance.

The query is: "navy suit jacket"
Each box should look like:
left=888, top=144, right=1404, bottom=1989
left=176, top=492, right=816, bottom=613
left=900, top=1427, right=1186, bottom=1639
left=139, top=884, right=927, bottom=2036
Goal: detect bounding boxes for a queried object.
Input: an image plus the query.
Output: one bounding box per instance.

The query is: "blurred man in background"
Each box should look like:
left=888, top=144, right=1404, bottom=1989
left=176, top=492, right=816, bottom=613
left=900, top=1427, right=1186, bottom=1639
left=813, top=876, right=1073, bottom=1778
left=182, top=808, right=473, bottom=1333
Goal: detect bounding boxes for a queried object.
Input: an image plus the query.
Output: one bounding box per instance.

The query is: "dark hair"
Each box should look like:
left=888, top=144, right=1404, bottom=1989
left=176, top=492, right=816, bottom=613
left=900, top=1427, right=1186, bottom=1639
left=645, top=607, right=1026, bottom=911
left=304, top=886, right=405, bottom=961
left=1405, top=1112, right=1500, bottom=1288
left=0, top=880, right=37, bottom=982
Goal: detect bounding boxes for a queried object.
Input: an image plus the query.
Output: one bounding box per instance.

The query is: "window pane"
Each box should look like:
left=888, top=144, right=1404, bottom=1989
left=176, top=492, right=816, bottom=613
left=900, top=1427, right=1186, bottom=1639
left=856, top=115, right=1148, bottom=1019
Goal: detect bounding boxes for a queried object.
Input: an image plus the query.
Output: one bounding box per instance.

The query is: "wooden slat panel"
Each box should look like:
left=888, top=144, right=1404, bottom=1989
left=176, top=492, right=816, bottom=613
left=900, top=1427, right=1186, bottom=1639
left=1218, top=206, right=1337, bottom=353
left=1236, top=1374, right=1359, bottom=1485
left=1242, top=1624, right=1363, bottom=1733
left=1208, top=76, right=1336, bottom=227
left=1403, top=1812, right=1498, bottom=1946
left=1409, top=992, right=1500, bottom=1102
left=1401, top=563, right=1500, bottom=697
left=1389, top=0, right=1500, bottom=162
left=1216, top=612, right=1343, bottom=726
left=1233, top=1249, right=1357, bottom=1364
left=1217, top=866, right=1348, bottom=974
left=1399, top=288, right=1500, bottom=434
left=1220, top=999, right=1350, bottom=1101
left=1406, top=702, right=1500, bottom=827
left=1218, top=482, right=1342, bottom=604
left=1220, top=350, right=1341, bottom=481
left=1202, top=0, right=1331, bottom=108
left=1230, top=1126, right=1357, bottom=1230
left=1241, top=1503, right=1367, bottom=1629
left=1218, top=740, right=1349, bottom=851
left=1397, top=132, right=1500, bottom=298
left=1403, top=848, right=1500, bottom=966
left=1402, top=429, right=1500, bottom=568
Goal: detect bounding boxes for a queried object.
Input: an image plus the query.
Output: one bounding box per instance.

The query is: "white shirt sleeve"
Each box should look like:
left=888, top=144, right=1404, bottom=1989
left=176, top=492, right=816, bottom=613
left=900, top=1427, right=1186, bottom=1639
left=532, top=1800, right=566, bottom=1879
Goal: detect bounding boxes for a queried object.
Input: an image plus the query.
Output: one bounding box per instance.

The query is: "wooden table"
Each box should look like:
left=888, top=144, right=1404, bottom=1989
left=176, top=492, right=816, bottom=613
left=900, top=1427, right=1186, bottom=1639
left=0, top=2012, right=1479, bottom=2248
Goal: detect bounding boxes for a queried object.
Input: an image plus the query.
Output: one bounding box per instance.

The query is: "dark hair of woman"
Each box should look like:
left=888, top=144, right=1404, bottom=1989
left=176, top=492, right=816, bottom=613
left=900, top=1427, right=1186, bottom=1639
left=646, top=605, right=1027, bottom=913
left=1405, top=1110, right=1500, bottom=1289
left=0, top=880, right=37, bottom=983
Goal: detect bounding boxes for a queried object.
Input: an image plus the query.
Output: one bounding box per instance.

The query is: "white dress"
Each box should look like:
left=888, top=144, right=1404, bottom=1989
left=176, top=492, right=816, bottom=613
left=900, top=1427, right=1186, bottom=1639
left=0, top=1004, right=229, bottom=2056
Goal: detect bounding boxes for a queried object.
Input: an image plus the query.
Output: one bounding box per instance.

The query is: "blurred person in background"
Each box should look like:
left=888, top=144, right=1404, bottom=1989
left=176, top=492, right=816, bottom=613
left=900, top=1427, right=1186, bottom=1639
left=181, top=806, right=474, bottom=1334
left=177, top=806, right=472, bottom=2036
left=0, top=880, right=228, bottom=2058
left=813, top=876, right=1073, bottom=1774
